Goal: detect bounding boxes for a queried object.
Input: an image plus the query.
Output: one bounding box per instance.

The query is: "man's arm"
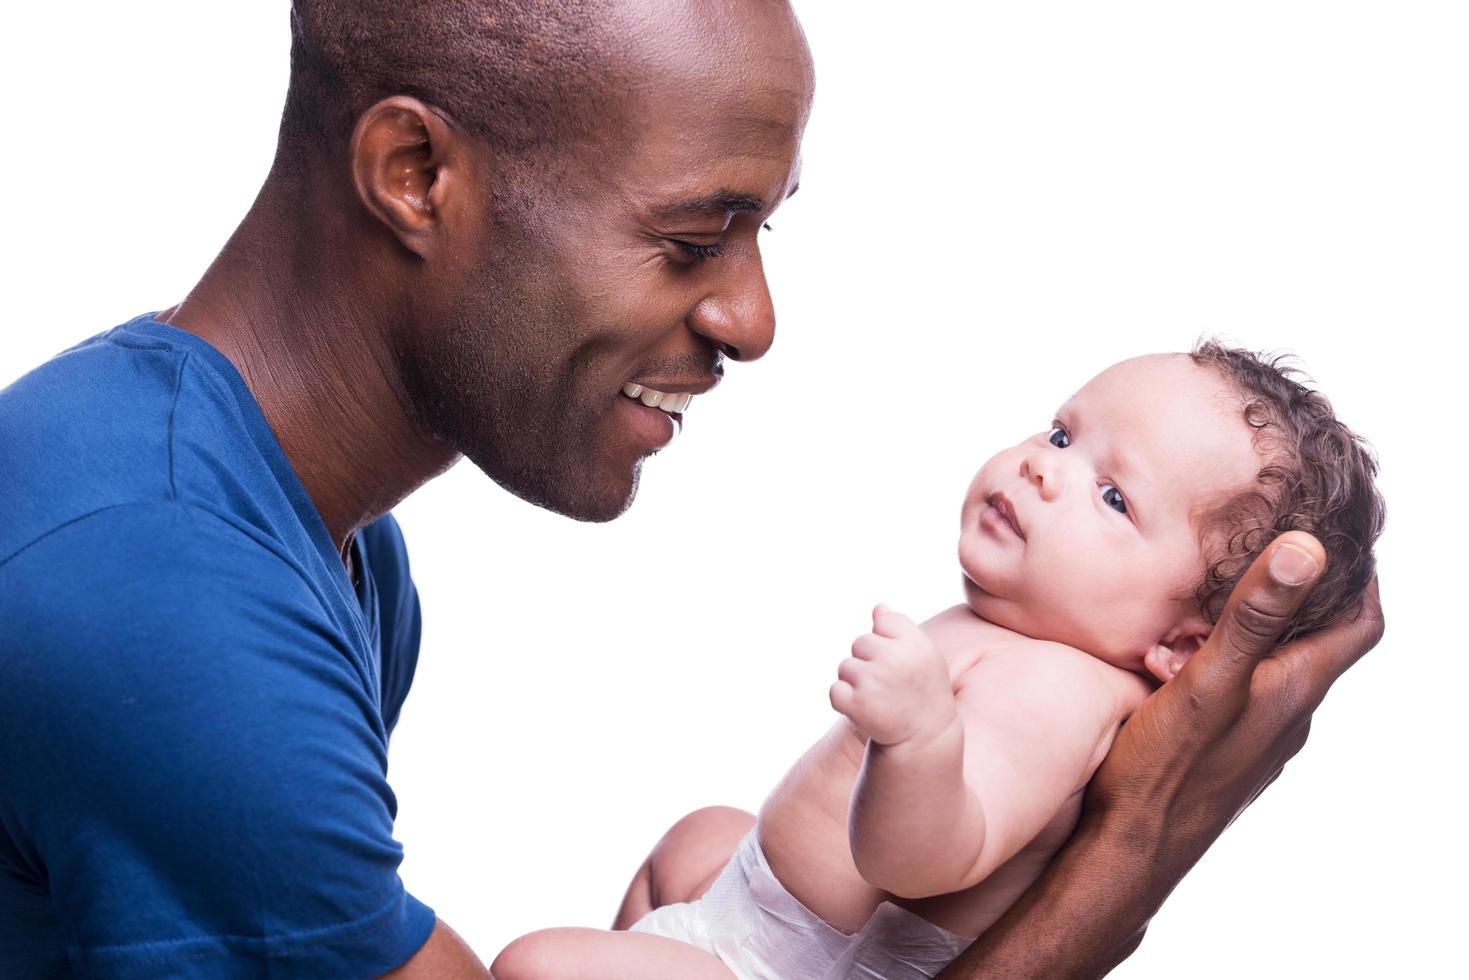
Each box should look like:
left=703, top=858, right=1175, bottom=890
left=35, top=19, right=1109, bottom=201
left=380, top=920, right=493, bottom=979
left=937, top=531, right=1385, bottom=978
left=0, top=504, right=441, bottom=975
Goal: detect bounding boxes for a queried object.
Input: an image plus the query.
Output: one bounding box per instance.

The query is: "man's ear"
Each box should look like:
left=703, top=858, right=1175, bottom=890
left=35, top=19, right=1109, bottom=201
left=349, top=96, right=461, bottom=259
left=1143, top=618, right=1211, bottom=683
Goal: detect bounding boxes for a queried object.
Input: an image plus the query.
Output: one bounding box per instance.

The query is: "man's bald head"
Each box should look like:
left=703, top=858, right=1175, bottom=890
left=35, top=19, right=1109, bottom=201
left=279, top=0, right=627, bottom=169
left=259, top=0, right=811, bottom=524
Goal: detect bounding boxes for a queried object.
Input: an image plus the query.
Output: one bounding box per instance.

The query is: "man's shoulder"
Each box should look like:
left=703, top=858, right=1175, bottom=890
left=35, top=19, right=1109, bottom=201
left=0, top=501, right=331, bottom=654
left=0, top=315, right=291, bottom=570
left=0, top=318, right=213, bottom=560
left=0, top=500, right=379, bottom=769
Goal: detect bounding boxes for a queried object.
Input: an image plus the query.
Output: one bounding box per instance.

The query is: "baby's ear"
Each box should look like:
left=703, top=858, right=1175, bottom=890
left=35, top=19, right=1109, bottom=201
left=1143, top=619, right=1211, bottom=684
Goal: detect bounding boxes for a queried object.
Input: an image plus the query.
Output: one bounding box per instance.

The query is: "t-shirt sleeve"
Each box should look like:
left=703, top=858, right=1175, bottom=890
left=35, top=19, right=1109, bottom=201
left=0, top=503, right=435, bottom=978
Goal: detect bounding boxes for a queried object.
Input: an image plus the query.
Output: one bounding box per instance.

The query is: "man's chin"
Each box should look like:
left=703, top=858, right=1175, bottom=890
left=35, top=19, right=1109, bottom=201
left=556, top=484, right=639, bottom=523
left=478, top=455, right=642, bottom=524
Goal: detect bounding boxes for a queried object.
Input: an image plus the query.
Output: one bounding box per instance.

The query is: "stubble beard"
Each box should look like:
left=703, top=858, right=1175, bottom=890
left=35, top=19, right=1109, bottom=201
left=396, top=299, right=642, bottom=523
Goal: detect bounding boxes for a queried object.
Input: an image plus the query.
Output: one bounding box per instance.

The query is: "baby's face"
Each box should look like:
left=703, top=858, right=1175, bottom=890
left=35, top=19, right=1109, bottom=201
left=958, top=354, right=1262, bottom=670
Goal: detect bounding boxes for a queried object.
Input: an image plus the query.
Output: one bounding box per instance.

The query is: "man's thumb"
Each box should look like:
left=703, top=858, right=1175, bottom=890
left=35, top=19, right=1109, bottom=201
left=1196, top=531, right=1327, bottom=693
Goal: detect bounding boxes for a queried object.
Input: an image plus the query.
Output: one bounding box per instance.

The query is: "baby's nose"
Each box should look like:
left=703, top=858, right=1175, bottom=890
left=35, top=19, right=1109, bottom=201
left=1021, top=451, right=1063, bottom=501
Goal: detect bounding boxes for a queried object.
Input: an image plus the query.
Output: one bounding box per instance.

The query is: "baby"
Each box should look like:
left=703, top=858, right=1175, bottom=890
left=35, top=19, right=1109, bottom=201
left=494, top=342, right=1383, bottom=980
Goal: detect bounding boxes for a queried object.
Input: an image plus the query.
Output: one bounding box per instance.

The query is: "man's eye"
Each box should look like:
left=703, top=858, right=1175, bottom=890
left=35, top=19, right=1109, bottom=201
left=1101, top=484, right=1127, bottom=514
left=1048, top=425, right=1070, bottom=448
left=673, top=240, right=726, bottom=262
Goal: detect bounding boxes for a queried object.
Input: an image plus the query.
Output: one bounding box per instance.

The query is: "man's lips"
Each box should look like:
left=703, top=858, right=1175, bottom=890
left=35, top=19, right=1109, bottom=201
left=986, top=492, right=1025, bottom=540
left=626, top=375, right=719, bottom=396
left=619, top=375, right=719, bottom=417
left=615, top=387, right=680, bottom=451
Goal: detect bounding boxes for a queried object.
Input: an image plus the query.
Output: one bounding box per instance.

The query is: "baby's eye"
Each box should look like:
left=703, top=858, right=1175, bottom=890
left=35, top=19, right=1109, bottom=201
left=1100, top=483, right=1127, bottom=514
left=1048, top=425, right=1070, bottom=448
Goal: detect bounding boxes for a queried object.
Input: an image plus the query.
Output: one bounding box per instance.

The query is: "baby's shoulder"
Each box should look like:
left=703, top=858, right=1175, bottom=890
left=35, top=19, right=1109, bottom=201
left=929, top=608, right=1147, bottom=725
left=968, top=636, right=1122, bottom=706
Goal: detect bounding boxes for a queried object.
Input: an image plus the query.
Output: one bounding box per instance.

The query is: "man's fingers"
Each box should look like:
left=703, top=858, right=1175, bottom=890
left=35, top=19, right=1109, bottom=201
left=1189, top=531, right=1327, bottom=705
left=1275, top=575, right=1384, bottom=709
left=1322, top=574, right=1385, bottom=676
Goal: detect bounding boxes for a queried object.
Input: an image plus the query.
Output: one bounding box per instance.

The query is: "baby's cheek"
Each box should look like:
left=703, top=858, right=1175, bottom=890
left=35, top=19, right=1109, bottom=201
left=1037, top=556, right=1141, bottom=646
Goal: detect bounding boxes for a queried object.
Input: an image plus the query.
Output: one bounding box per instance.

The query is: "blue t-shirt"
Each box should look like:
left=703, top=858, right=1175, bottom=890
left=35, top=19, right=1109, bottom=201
left=0, top=314, right=435, bottom=977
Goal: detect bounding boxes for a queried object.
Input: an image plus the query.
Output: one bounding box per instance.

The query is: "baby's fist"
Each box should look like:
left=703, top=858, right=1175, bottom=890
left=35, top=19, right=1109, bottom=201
left=829, top=605, right=956, bottom=746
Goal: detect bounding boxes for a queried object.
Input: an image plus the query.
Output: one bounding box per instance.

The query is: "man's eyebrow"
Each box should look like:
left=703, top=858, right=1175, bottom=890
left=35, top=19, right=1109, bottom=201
left=654, top=190, right=765, bottom=218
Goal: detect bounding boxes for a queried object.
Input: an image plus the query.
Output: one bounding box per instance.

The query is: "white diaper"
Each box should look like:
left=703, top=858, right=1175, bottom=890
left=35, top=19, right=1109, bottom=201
left=630, top=830, right=973, bottom=980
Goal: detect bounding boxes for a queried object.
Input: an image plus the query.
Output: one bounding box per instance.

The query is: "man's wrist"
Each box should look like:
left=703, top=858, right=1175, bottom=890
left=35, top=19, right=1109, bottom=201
left=937, top=808, right=1165, bottom=979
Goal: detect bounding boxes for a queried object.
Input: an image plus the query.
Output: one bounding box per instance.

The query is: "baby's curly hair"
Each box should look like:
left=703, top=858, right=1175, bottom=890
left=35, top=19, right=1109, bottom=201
left=1189, top=341, right=1385, bottom=643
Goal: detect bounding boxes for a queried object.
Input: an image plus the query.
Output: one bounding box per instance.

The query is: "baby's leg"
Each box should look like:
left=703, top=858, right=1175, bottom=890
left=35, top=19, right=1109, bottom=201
left=612, top=805, right=755, bottom=929
left=492, top=927, right=736, bottom=980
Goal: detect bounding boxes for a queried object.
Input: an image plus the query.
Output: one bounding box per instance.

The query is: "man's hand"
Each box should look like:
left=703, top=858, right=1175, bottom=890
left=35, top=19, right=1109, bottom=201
left=1085, top=532, right=1374, bottom=855
left=831, top=604, right=957, bottom=746
left=937, top=531, right=1385, bottom=978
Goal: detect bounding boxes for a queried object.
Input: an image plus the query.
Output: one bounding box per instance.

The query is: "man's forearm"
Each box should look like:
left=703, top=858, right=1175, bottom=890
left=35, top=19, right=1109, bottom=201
left=937, top=809, right=1167, bottom=979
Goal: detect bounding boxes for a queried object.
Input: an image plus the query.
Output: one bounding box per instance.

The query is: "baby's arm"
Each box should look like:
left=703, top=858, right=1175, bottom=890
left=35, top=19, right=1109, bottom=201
left=830, top=606, right=1123, bottom=899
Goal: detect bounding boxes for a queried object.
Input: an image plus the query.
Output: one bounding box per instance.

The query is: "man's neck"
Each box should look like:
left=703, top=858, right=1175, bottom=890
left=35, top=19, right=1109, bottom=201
left=158, top=174, right=459, bottom=563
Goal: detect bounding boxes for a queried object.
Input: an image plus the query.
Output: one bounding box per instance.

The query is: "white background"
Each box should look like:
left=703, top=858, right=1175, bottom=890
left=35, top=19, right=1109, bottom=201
left=3, top=3, right=1465, bottom=977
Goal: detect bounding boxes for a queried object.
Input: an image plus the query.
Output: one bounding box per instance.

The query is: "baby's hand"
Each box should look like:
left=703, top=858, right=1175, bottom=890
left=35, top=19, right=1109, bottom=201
left=830, top=605, right=957, bottom=747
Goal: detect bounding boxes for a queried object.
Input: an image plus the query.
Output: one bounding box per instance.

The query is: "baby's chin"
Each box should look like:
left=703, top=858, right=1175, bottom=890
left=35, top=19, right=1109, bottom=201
left=961, top=574, right=1026, bottom=633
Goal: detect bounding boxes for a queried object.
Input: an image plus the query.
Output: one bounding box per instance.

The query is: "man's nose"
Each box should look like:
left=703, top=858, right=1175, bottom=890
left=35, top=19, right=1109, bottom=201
left=1020, top=449, right=1064, bottom=501
left=685, top=251, right=777, bottom=362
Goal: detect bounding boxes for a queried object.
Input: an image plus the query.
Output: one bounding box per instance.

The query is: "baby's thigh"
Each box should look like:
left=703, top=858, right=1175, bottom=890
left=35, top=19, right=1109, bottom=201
left=492, top=927, right=736, bottom=980
left=616, top=805, right=755, bottom=929
left=650, top=805, right=755, bottom=904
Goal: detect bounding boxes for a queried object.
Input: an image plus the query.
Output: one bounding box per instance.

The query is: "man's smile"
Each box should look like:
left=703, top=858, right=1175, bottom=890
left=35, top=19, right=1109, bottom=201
left=621, top=383, right=693, bottom=415
left=614, top=377, right=720, bottom=451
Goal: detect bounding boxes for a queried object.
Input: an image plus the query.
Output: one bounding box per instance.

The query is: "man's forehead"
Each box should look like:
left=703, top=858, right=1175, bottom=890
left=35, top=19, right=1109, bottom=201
left=617, top=0, right=809, bottom=72
left=546, top=0, right=809, bottom=221
left=612, top=0, right=813, bottom=141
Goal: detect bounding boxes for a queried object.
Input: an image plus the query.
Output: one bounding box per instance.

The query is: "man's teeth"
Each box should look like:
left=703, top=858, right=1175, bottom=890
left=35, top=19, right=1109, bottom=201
left=621, top=383, right=692, bottom=414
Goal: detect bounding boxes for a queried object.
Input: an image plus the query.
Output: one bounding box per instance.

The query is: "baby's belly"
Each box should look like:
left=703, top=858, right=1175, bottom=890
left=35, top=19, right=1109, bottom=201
left=757, top=720, right=890, bottom=934
left=756, top=719, right=1083, bottom=940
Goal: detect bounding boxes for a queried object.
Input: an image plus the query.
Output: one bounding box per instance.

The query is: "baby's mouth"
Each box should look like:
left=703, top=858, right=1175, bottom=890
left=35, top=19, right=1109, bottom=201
left=987, top=493, right=1025, bottom=539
